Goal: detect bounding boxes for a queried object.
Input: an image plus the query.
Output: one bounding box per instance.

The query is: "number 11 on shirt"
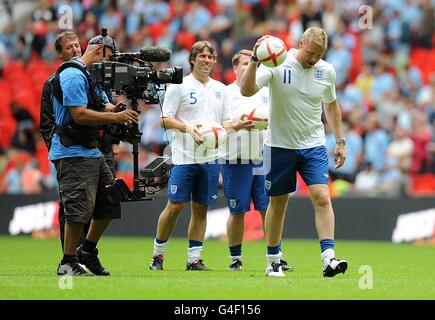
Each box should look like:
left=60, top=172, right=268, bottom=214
left=283, top=69, right=291, bottom=84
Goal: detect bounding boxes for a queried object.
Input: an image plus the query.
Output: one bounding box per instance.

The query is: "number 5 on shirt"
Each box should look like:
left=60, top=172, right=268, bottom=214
left=189, top=92, right=197, bottom=105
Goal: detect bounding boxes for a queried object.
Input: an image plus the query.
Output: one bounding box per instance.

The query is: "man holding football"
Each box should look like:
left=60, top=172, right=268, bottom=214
left=241, top=27, right=348, bottom=277
left=148, top=41, right=250, bottom=271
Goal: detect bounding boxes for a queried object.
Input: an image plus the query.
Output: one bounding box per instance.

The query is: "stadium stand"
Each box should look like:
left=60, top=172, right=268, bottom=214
left=0, top=0, right=434, bottom=196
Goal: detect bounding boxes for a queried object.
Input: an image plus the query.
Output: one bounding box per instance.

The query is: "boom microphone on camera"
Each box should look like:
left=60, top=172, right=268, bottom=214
left=139, top=47, right=172, bottom=62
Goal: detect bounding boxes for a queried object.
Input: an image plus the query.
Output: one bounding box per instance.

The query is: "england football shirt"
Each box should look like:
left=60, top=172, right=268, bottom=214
left=256, top=48, right=337, bottom=150
left=162, top=74, right=232, bottom=164
left=223, top=81, right=269, bottom=161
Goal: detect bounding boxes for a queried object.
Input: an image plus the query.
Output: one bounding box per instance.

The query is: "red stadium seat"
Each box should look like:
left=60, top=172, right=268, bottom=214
left=115, top=172, right=134, bottom=190
left=27, top=58, right=49, bottom=75
left=35, top=139, right=50, bottom=175
left=3, top=60, right=25, bottom=77
left=148, top=23, right=166, bottom=42
left=48, top=61, right=62, bottom=74
left=410, top=48, right=430, bottom=81
left=0, top=117, right=16, bottom=149
left=175, top=32, right=196, bottom=51
left=411, top=173, right=435, bottom=196
left=244, top=203, right=265, bottom=241
left=223, top=69, right=236, bottom=84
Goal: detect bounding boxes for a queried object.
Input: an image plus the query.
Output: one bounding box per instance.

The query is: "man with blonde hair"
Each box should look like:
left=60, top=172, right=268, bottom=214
left=241, top=27, right=348, bottom=277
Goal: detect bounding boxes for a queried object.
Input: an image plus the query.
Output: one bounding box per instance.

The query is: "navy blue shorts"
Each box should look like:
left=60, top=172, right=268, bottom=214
left=263, top=145, right=329, bottom=196
left=221, top=160, right=269, bottom=214
left=167, top=162, right=219, bottom=206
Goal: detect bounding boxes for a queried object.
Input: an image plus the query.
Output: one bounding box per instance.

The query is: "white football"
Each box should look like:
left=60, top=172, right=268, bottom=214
left=199, top=122, right=227, bottom=149
left=256, top=36, right=287, bottom=68
left=242, top=105, right=269, bottom=130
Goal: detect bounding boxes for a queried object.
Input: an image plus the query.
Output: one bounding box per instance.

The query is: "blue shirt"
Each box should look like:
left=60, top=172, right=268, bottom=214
left=326, top=131, right=363, bottom=175
left=364, top=129, right=390, bottom=172
left=48, top=60, right=108, bottom=161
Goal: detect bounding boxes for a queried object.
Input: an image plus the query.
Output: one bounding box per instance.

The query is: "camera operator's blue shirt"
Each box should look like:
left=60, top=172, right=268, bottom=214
left=48, top=59, right=109, bottom=161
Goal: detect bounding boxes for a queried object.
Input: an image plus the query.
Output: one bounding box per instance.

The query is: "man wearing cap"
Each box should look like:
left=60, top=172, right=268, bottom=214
left=41, top=31, right=122, bottom=261
left=50, top=34, right=139, bottom=276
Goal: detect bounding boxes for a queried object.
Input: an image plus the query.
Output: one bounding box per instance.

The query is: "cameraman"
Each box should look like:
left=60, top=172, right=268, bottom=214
left=40, top=31, right=119, bottom=266
left=41, top=31, right=120, bottom=256
left=41, top=31, right=87, bottom=253
left=50, top=35, right=139, bottom=276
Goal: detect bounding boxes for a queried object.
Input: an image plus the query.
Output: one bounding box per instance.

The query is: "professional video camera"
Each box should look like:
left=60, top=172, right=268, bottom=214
left=90, top=29, right=179, bottom=202
left=90, top=47, right=183, bottom=105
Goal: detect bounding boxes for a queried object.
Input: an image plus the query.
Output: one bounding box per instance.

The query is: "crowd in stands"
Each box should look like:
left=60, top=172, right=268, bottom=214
left=0, top=0, right=434, bottom=197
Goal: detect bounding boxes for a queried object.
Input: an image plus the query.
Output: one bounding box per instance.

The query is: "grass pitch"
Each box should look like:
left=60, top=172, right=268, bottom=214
left=0, top=236, right=434, bottom=300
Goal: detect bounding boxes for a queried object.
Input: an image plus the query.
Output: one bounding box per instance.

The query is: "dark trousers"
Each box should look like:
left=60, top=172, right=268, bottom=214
left=58, top=149, right=116, bottom=252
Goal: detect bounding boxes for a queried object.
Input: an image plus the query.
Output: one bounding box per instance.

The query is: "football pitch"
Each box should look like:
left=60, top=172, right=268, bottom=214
left=1, top=236, right=434, bottom=300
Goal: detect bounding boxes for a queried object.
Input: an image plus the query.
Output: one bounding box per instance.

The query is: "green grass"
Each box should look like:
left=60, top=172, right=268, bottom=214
left=0, top=236, right=434, bottom=300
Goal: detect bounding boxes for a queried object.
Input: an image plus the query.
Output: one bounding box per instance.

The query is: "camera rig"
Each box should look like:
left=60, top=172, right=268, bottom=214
left=90, top=32, right=181, bottom=202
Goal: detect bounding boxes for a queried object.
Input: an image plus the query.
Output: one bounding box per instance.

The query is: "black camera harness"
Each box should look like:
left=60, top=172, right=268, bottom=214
left=52, top=59, right=104, bottom=148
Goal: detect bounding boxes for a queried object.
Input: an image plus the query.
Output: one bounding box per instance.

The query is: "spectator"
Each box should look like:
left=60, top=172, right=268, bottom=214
left=84, top=0, right=104, bottom=20
left=410, top=111, right=432, bottom=173
left=210, top=5, right=233, bottom=47
left=31, top=0, right=56, bottom=23
left=326, top=37, right=352, bottom=87
left=183, top=2, right=212, bottom=35
left=1, top=0, right=435, bottom=196
left=371, top=63, right=396, bottom=104
left=377, top=157, right=410, bottom=197
left=122, top=0, right=142, bottom=38
left=139, top=105, right=168, bottom=156
left=0, top=22, right=17, bottom=56
left=354, top=161, right=379, bottom=195
left=21, top=160, right=46, bottom=194
left=142, top=0, right=170, bottom=25
left=99, top=5, right=122, bottom=33
left=376, top=86, right=406, bottom=130
left=418, top=0, right=434, bottom=48
left=10, top=103, right=36, bottom=154
left=79, top=11, right=99, bottom=42
left=5, top=157, right=25, bottom=194
left=363, top=111, right=390, bottom=172
left=338, top=82, right=366, bottom=116
left=386, top=125, right=414, bottom=173
left=326, top=121, right=363, bottom=183
left=300, top=0, right=322, bottom=30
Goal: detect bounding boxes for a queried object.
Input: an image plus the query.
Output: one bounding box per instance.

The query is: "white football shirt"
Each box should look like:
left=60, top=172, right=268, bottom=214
left=256, top=48, right=337, bottom=149
left=162, top=74, right=232, bottom=164
left=224, top=81, right=269, bottom=161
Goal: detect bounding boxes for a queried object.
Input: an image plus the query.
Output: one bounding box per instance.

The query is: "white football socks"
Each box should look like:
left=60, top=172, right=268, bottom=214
left=153, top=239, right=168, bottom=256
left=188, top=246, right=202, bottom=263
left=321, top=248, right=335, bottom=266
left=266, top=252, right=282, bottom=268
left=230, top=255, right=242, bottom=262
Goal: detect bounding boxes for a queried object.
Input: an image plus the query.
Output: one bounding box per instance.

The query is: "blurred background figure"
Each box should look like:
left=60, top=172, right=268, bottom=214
left=0, top=0, right=434, bottom=197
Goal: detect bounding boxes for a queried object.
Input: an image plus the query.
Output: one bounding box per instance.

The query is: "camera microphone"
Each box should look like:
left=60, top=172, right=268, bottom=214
left=139, top=47, right=172, bottom=62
